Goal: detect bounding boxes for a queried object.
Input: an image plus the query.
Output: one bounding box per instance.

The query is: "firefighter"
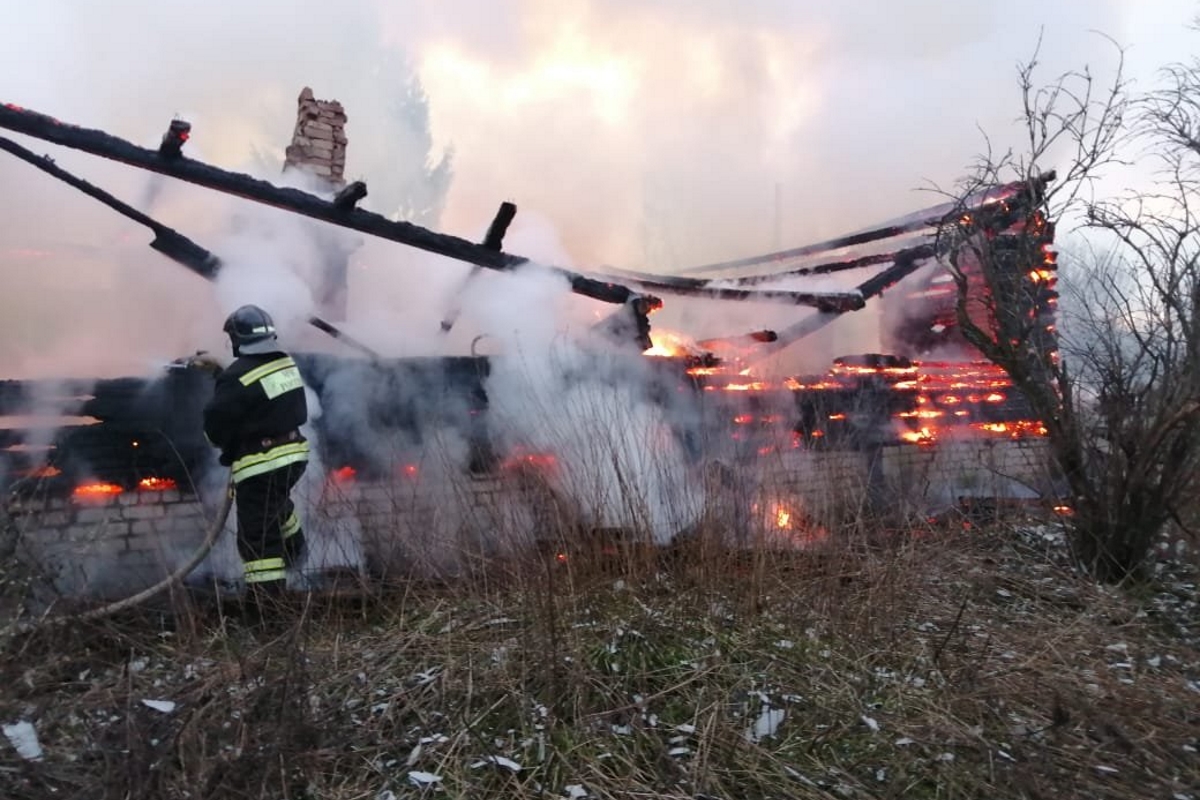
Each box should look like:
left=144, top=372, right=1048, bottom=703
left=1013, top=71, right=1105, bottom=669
left=202, top=304, right=309, bottom=597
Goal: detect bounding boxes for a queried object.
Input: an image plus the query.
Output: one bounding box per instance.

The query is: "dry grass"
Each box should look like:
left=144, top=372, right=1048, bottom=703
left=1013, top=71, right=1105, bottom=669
left=0, top=515, right=1196, bottom=800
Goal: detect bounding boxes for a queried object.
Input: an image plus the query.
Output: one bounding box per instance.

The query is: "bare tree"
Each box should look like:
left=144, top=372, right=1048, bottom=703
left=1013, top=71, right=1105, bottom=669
left=935, top=37, right=1200, bottom=581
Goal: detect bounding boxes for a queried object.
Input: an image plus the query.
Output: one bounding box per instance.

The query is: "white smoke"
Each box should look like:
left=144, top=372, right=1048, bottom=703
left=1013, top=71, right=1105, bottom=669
left=292, top=385, right=366, bottom=579
left=457, top=254, right=706, bottom=545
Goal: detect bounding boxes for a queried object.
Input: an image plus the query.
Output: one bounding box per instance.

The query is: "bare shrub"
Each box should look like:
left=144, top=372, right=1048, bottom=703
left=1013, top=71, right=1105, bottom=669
left=936, top=36, right=1200, bottom=581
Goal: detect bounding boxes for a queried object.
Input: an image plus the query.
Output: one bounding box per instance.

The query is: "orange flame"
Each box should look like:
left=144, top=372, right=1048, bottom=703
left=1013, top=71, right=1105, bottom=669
left=73, top=482, right=123, bottom=498
left=24, top=465, right=62, bottom=478
left=332, top=465, right=357, bottom=483
left=775, top=506, right=792, bottom=529
left=501, top=451, right=557, bottom=471
left=137, top=477, right=177, bottom=491
left=900, top=428, right=937, bottom=446
left=645, top=329, right=696, bottom=358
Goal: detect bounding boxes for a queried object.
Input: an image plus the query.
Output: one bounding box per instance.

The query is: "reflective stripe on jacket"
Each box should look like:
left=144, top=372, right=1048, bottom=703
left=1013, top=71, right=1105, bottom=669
left=231, top=440, right=310, bottom=483
left=238, top=356, right=305, bottom=398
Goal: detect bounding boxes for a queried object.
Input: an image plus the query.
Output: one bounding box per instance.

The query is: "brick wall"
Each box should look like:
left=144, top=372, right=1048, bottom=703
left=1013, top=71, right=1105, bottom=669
left=4, top=439, right=1055, bottom=601
left=879, top=438, right=1055, bottom=516
left=6, top=488, right=237, bottom=602
left=4, top=467, right=556, bottom=601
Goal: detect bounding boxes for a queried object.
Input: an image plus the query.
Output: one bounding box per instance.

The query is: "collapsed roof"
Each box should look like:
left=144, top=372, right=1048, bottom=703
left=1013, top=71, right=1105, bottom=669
left=0, top=101, right=1053, bottom=360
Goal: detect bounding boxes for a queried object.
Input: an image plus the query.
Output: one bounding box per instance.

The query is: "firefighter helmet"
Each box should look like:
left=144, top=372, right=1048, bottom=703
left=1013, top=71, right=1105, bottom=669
left=223, top=304, right=278, bottom=355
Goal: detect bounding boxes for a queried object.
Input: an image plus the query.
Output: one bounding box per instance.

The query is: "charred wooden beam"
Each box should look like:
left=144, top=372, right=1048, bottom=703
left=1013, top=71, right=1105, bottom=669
left=482, top=201, right=518, bottom=252
left=0, top=102, right=646, bottom=309
left=677, top=174, right=1055, bottom=277
left=158, top=119, right=191, bottom=160
left=751, top=246, right=937, bottom=359
left=0, top=134, right=380, bottom=359
left=613, top=275, right=866, bottom=312
left=0, top=135, right=220, bottom=279
left=855, top=247, right=935, bottom=300
left=594, top=252, right=899, bottom=297
left=695, top=330, right=778, bottom=351
left=332, top=180, right=368, bottom=211
left=591, top=295, right=660, bottom=352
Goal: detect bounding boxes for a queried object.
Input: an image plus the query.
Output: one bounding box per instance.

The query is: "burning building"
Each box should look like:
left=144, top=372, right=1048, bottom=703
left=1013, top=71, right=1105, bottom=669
left=0, top=96, right=1058, bottom=601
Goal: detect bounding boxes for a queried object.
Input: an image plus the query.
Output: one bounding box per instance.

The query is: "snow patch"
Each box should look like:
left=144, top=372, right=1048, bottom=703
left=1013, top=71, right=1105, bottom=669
left=3, top=720, right=43, bottom=761
left=140, top=699, right=176, bottom=714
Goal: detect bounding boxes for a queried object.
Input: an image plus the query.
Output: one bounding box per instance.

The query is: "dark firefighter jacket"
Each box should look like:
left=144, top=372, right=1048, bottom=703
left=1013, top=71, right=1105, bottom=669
left=202, top=351, right=310, bottom=483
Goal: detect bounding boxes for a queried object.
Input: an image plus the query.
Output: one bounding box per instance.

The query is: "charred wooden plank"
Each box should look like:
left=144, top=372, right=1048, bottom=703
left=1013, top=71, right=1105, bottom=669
left=0, top=134, right=381, bottom=358
left=0, top=103, right=646, bottom=309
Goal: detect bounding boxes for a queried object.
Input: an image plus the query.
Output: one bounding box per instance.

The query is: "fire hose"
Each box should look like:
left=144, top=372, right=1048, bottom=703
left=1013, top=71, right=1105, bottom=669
left=22, top=477, right=234, bottom=631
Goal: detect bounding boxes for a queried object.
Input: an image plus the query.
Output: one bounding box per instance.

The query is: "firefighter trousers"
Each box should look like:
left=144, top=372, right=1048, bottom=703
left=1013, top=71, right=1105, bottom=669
left=234, top=460, right=307, bottom=586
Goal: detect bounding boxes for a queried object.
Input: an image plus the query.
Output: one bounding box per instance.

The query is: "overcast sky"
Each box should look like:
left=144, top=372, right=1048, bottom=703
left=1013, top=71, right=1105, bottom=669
left=0, top=0, right=1196, bottom=375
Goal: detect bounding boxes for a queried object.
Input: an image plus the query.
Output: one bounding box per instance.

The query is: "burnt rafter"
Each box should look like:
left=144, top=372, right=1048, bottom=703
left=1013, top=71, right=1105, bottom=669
left=753, top=247, right=936, bottom=357
left=0, top=134, right=380, bottom=359
left=0, top=102, right=646, bottom=307
left=0, top=136, right=220, bottom=279
left=616, top=276, right=865, bottom=312
left=0, top=102, right=876, bottom=314
left=677, top=174, right=1055, bottom=278
left=594, top=177, right=1053, bottom=303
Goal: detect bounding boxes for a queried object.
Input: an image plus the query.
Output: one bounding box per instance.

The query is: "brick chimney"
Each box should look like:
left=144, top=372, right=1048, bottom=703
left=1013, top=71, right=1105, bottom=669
left=284, top=87, right=348, bottom=185
left=283, top=87, right=356, bottom=321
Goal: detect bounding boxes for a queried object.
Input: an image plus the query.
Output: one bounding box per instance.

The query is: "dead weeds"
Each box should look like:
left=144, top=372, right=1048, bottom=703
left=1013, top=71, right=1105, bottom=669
left=0, top=519, right=1197, bottom=800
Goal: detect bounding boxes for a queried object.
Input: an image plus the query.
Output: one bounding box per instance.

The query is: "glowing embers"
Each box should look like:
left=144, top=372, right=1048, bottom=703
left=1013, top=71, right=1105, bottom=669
left=786, top=356, right=1048, bottom=445
left=722, top=380, right=769, bottom=392
left=21, top=465, right=62, bottom=479
left=72, top=482, right=123, bottom=499
left=750, top=498, right=829, bottom=549
left=500, top=448, right=558, bottom=473
left=970, top=420, right=1049, bottom=438
left=687, top=362, right=773, bottom=391
left=900, top=428, right=937, bottom=447
left=69, top=476, right=178, bottom=499
left=331, top=465, right=357, bottom=483
left=330, top=463, right=420, bottom=484
left=774, top=505, right=792, bottom=530
left=830, top=363, right=918, bottom=379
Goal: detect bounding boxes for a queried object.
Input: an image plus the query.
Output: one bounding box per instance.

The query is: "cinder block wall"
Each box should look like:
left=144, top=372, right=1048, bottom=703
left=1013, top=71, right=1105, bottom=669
left=4, top=469, right=554, bottom=601
left=879, top=438, right=1055, bottom=515
left=6, top=488, right=231, bottom=602
left=4, top=440, right=1055, bottom=601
